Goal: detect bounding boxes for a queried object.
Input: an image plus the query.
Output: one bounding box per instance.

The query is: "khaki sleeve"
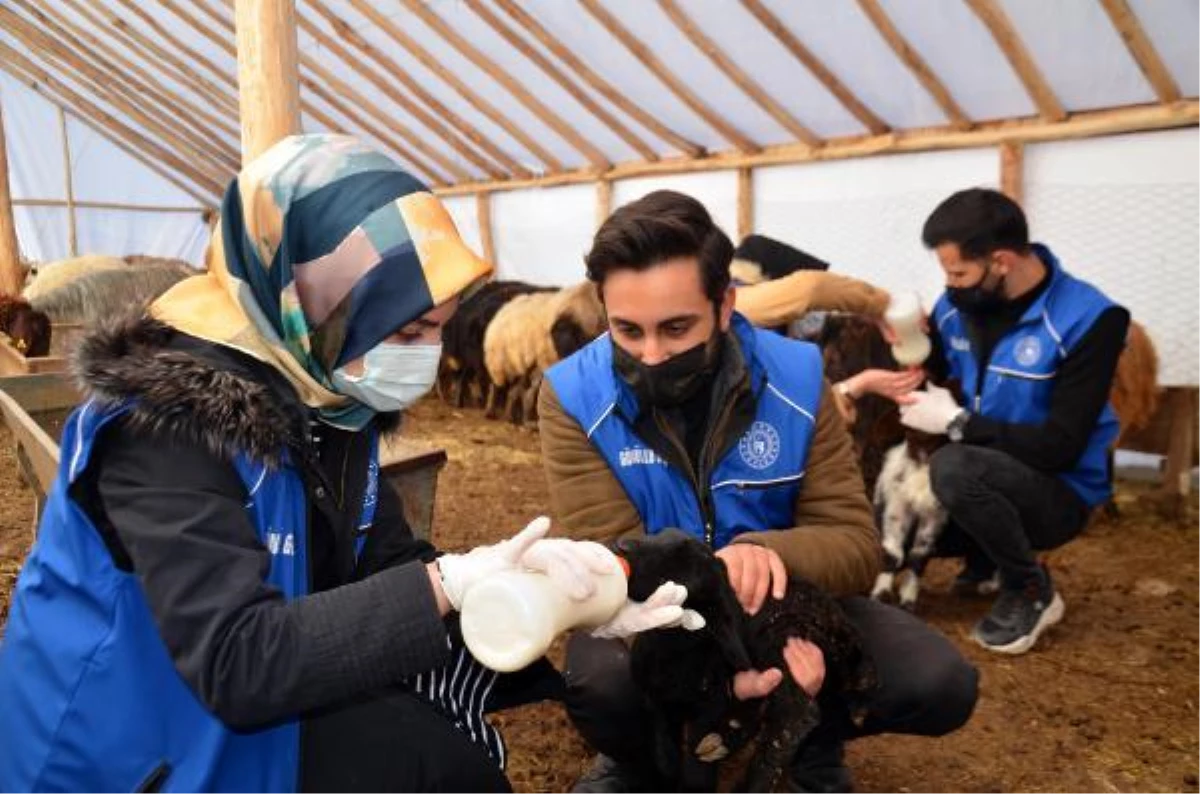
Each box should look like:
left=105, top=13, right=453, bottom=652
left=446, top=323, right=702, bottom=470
left=537, top=379, right=645, bottom=545
left=731, top=379, right=880, bottom=596
left=735, top=271, right=891, bottom=328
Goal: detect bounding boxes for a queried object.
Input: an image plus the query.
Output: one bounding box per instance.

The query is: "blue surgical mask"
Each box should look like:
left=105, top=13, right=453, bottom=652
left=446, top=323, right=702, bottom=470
left=332, top=342, right=442, bottom=412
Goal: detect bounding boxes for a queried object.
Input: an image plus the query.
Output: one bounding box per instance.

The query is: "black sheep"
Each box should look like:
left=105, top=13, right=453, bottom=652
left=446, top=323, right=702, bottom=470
left=438, top=280, right=552, bottom=408
left=618, top=530, right=876, bottom=792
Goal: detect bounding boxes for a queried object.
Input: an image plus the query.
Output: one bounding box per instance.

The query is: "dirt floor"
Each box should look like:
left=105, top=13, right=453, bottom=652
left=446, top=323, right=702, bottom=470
left=1, top=396, right=1197, bottom=792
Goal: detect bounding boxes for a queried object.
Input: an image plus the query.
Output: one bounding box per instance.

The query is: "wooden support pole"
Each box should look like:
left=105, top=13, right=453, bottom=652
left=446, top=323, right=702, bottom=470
left=596, top=180, right=612, bottom=230
left=0, top=94, right=23, bottom=295
left=58, top=108, right=77, bottom=257
left=13, top=198, right=205, bottom=213
left=476, top=193, right=496, bottom=265
left=999, top=141, right=1023, bottom=204
left=737, top=168, right=753, bottom=241
left=234, top=0, right=302, bottom=164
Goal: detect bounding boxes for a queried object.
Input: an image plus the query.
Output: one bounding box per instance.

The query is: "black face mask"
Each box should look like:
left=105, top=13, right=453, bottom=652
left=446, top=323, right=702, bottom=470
left=947, top=269, right=1007, bottom=314
left=612, top=332, right=723, bottom=409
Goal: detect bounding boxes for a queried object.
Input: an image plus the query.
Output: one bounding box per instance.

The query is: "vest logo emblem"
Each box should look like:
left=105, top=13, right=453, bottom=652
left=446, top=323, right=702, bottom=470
left=739, top=421, right=780, bottom=470
left=1014, top=335, right=1043, bottom=366
left=949, top=335, right=970, bottom=352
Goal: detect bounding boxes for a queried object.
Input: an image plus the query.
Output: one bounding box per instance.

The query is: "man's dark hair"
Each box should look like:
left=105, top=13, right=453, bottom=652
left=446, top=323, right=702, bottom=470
left=585, top=190, right=733, bottom=304
left=921, top=188, right=1030, bottom=260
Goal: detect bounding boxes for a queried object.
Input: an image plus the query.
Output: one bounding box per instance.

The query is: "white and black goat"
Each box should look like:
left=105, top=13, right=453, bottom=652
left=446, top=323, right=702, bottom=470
left=617, top=530, right=876, bottom=792
left=869, top=426, right=950, bottom=610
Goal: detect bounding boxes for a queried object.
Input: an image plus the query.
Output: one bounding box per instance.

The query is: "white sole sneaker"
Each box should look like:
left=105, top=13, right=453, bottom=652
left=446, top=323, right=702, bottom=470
left=974, top=592, right=1065, bottom=655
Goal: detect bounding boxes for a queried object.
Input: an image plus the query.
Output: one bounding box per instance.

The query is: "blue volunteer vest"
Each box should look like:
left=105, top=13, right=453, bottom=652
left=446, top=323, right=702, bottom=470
left=0, top=399, right=376, bottom=792
left=547, top=313, right=823, bottom=548
left=931, top=244, right=1119, bottom=507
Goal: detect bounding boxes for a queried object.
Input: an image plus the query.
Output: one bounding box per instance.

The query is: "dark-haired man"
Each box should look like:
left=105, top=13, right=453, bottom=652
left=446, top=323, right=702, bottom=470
left=539, top=190, right=978, bottom=792
left=903, top=188, right=1129, bottom=655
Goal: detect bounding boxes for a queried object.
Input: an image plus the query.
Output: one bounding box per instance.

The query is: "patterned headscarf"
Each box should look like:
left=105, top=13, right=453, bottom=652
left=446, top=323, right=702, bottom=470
left=152, top=134, right=491, bottom=429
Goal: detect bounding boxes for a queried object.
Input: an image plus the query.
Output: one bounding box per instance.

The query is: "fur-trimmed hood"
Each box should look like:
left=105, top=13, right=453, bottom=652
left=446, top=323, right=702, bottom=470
left=72, top=314, right=311, bottom=467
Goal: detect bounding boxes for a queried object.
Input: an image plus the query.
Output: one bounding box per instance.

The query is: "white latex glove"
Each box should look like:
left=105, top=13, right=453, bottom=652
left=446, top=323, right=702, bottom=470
left=898, top=383, right=965, bottom=436
left=590, top=581, right=707, bottom=640
left=519, top=538, right=622, bottom=601
left=437, top=516, right=551, bottom=611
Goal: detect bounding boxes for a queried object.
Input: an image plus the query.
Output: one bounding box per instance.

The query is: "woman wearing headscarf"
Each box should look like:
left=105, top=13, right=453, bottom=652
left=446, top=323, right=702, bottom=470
left=0, top=135, right=693, bottom=792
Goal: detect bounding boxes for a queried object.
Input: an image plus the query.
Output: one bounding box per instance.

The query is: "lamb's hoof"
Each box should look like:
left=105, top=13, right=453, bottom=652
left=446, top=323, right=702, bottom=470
left=694, top=732, right=728, bottom=762
left=872, top=588, right=897, bottom=606
left=899, top=598, right=918, bottom=612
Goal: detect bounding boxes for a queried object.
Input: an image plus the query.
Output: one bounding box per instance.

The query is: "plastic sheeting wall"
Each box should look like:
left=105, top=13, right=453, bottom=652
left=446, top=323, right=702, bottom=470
left=1025, top=128, right=1198, bottom=386
left=1, top=70, right=209, bottom=268
left=755, top=148, right=1000, bottom=305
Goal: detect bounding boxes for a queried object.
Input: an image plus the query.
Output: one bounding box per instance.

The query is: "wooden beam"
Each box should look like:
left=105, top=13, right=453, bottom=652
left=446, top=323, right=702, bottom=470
left=740, top=0, right=889, bottom=135
left=290, top=10, right=470, bottom=182
left=298, top=65, right=451, bottom=186
left=464, top=0, right=657, bottom=162
left=595, top=179, right=612, bottom=229
left=999, top=142, right=1023, bottom=204
left=327, top=0, right=527, bottom=178
left=476, top=193, right=496, bottom=265
left=0, top=93, right=23, bottom=295
left=4, top=3, right=239, bottom=174
left=75, top=0, right=239, bottom=118
left=0, top=64, right=216, bottom=206
left=234, top=0, right=302, bottom=163
left=400, top=0, right=610, bottom=169
left=581, top=0, right=759, bottom=154
left=1, top=11, right=235, bottom=180
left=433, top=100, right=1199, bottom=196
left=856, top=0, right=972, bottom=130
left=13, top=198, right=205, bottom=212
left=737, top=167, right=753, bottom=241
left=0, top=45, right=223, bottom=199
left=25, top=0, right=238, bottom=141
left=659, top=0, right=820, bottom=148
left=58, top=108, right=77, bottom=257
left=1098, top=0, right=1181, bottom=104
left=965, top=0, right=1065, bottom=122
left=493, top=0, right=702, bottom=158
left=112, top=0, right=238, bottom=93
left=309, top=0, right=535, bottom=177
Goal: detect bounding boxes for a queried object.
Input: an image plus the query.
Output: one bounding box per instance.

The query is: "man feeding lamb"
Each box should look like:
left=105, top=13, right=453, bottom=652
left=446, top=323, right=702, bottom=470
left=0, top=134, right=699, bottom=793
left=538, top=189, right=979, bottom=793
left=897, top=188, right=1129, bottom=655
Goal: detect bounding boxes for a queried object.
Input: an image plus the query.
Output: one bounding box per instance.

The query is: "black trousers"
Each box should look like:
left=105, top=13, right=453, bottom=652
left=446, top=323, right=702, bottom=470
left=929, top=444, right=1091, bottom=590
left=300, top=689, right=512, bottom=793
left=564, top=596, right=978, bottom=776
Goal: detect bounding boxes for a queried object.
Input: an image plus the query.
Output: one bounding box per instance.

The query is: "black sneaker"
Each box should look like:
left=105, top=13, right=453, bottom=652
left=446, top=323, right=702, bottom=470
left=572, top=754, right=658, bottom=793
left=971, top=570, right=1065, bottom=655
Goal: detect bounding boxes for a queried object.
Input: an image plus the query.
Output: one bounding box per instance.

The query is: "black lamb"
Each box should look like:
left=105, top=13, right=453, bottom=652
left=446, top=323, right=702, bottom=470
left=617, top=530, right=876, bottom=792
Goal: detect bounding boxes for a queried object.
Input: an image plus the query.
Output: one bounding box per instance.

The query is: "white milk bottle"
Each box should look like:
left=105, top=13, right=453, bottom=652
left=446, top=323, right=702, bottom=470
left=460, top=564, right=628, bottom=672
left=885, top=291, right=932, bottom=367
